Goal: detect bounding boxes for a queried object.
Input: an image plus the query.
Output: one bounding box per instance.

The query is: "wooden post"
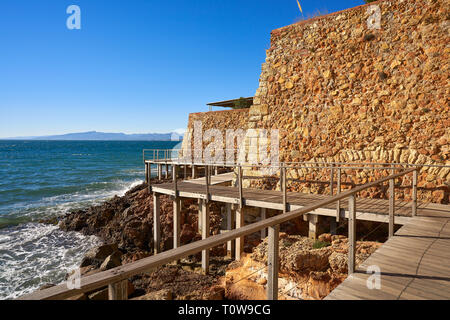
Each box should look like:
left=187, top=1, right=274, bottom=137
left=108, top=280, right=128, bottom=300
left=173, top=165, right=178, bottom=197
left=330, top=217, right=337, bottom=235
left=201, top=200, right=210, bottom=274
left=389, top=177, right=395, bottom=238
left=267, top=224, right=279, bottom=300
left=192, top=165, right=196, bottom=179
left=308, top=214, right=318, bottom=239
left=336, top=168, right=341, bottom=223
left=158, top=164, right=162, bottom=180
left=215, top=166, right=218, bottom=175
left=147, top=163, right=152, bottom=193
left=184, top=165, right=187, bottom=179
left=165, top=163, right=169, bottom=179
left=173, top=198, right=181, bottom=249
left=145, top=163, right=149, bottom=184
left=226, top=203, right=235, bottom=259
left=412, top=169, right=418, bottom=216
left=348, top=195, right=356, bottom=275
left=235, top=206, right=245, bottom=260
left=153, top=193, right=161, bottom=254
left=198, top=199, right=203, bottom=233
left=260, top=208, right=267, bottom=239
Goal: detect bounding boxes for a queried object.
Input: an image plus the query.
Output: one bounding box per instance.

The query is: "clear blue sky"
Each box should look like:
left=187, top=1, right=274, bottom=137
left=0, top=0, right=365, bottom=138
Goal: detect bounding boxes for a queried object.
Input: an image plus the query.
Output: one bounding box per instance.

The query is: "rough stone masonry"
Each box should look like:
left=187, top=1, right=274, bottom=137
left=182, top=0, right=449, bottom=203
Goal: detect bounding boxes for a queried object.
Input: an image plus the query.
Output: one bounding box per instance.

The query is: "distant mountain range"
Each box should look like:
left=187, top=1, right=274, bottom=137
left=2, top=131, right=184, bottom=141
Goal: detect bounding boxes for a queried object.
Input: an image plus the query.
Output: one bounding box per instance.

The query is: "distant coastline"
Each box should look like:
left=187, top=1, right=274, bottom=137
left=0, top=131, right=183, bottom=141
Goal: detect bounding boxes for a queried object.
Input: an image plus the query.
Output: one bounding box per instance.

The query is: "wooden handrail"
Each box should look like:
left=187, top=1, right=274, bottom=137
left=19, top=167, right=418, bottom=300
left=143, top=149, right=449, bottom=168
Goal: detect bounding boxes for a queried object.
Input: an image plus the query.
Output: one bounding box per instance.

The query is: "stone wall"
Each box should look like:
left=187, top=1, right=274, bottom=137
left=180, top=0, right=449, bottom=203
left=247, top=0, right=449, bottom=203
left=180, top=108, right=250, bottom=161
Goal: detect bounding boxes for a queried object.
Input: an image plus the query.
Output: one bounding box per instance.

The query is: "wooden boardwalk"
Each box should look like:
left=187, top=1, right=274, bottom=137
left=153, top=174, right=450, bottom=299
left=326, top=204, right=450, bottom=300
left=152, top=179, right=417, bottom=224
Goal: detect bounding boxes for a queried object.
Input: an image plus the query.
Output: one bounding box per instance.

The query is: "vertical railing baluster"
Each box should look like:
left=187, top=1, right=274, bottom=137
left=412, top=168, right=418, bottom=216
left=389, top=173, right=395, bottom=238
left=282, top=164, right=287, bottom=213
left=330, top=164, right=334, bottom=196
left=153, top=193, right=160, bottom=254
left=173, top=164, right=181, bottom=252
left=348, top=195, right=356, bottom=275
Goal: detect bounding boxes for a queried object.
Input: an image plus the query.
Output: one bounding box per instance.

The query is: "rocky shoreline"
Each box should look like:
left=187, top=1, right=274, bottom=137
left=42, top=180, right=384, bottom=300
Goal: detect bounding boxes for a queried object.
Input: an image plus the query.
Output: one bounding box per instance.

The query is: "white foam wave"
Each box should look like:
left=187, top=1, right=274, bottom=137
left=0, top=223, right=102, bottom=300
left=0, top=178, right=143, bottom=299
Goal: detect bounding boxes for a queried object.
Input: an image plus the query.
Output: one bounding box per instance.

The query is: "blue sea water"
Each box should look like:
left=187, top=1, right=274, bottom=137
left=0, top=140, right=180, bottom=299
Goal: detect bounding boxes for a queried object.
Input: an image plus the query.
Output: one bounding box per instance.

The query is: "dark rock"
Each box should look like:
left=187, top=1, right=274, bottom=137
left=80, top=256, right=94, bottom=268
left=363, top=33, right=376, bottom=41
left=100, top=251, right=123, bottom=271
left=85, top=243, right=118, bottom=262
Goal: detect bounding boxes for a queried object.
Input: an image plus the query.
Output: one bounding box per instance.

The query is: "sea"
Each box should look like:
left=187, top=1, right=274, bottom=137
left=0, top=140, right=180, bottom=299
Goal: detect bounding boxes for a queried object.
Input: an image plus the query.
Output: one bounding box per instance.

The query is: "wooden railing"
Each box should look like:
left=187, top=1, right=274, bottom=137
left=19, top=167, right=419, bottom=300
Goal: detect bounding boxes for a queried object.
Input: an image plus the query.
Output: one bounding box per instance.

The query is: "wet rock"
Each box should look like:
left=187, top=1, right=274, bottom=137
left=85, top=243, right=118, bottom=262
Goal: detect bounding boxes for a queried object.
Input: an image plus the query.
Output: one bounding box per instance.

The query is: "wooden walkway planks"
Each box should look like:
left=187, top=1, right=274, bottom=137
left=325, top=205, right=450, bottom=300
left=187, top=172, right=234, bottom=186
left=151, top=180, right=418, bottom=224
